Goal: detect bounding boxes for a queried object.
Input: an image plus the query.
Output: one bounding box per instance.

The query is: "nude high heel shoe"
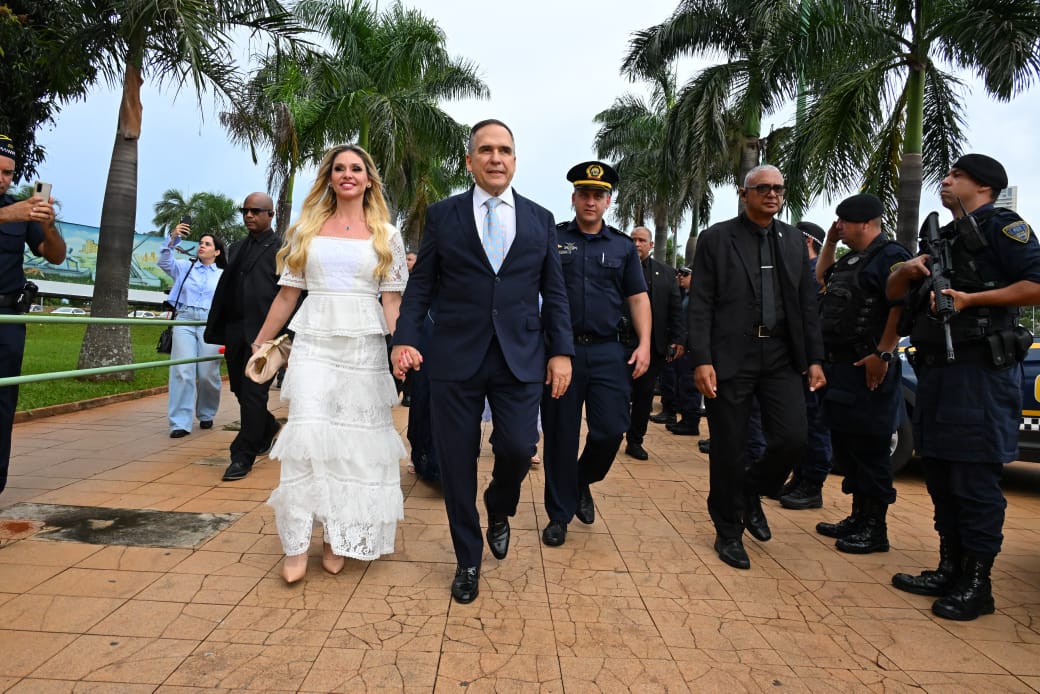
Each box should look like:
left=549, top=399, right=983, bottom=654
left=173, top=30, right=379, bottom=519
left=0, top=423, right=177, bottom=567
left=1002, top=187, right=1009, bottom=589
left=281, top=554, right=308, bottom=584
left=322, top=542, right=345, bottom=575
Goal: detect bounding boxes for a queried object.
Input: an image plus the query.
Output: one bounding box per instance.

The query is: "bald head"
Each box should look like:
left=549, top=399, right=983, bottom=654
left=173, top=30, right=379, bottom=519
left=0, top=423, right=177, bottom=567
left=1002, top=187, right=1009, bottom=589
left=242, top=192, right=275, bottom=234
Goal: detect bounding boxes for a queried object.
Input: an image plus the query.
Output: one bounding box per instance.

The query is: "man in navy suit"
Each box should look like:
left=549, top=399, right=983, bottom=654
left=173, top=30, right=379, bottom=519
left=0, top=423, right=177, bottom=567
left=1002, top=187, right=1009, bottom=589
left=392, top=119, right=574, bottom=604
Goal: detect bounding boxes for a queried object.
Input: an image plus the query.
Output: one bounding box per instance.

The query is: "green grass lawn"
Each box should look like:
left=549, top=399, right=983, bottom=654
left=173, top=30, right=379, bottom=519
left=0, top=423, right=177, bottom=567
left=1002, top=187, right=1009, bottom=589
left=17, top=322, right=222, bottom=411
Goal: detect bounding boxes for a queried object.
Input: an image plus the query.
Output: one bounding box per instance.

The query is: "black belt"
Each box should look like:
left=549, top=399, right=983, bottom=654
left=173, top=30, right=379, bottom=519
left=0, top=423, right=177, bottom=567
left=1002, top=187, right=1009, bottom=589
left=0, top=294, right=18, bottom=308
left=574, top=333, right=619, bottom=345
left=911, top=341, right=990, bottom=367
left=752, top=324, right=786, bottom=338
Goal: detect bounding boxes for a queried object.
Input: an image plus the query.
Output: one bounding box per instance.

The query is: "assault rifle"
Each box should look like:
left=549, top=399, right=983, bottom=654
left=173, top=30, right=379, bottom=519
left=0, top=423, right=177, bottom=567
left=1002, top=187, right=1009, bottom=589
left=921, top=211, right=956, bottom=362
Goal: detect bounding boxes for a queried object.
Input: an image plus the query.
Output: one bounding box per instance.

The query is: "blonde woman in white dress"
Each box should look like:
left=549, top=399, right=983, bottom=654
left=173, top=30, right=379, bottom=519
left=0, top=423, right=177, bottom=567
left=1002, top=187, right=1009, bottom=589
left=251, top=144, right=408, bottom=583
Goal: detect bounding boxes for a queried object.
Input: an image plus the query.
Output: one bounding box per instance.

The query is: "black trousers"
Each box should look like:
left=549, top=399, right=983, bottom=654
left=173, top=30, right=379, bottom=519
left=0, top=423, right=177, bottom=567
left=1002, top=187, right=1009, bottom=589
left=224, top=322, right=279, bottom=466
left=0, top=318, right=25, bottom=494
left=706, top=338, right=807, bottom=539
left=924, top=457, right=1005, bottom=556
left=626, top=353, right=665, bottom=445
left=430, top=337, right=540, bottom=569
left=833, top=430, right=895, bottom=504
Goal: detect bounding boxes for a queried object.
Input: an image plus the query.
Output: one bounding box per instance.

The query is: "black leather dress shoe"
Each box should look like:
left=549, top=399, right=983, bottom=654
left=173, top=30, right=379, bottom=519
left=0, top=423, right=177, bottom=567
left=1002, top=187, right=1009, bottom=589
left=650, top=411, right=676, bottom=425
left=697, top=439, right=711, bottom=454
left=625, top=442, right=649, bottom=460
left=199, top=420, right=213, bottom=430
left=484, top=490, right=510, bottom=560
left=451, top=565, right=480, bottom=604
left=714, top=536, right=750, bottom=569
left=744, top=494, right=772, bottom=542
left=222, top=459, right=253, bottom=481
left=576, top=485, right=595, bottom=524
left=169, top=429, right=189, bottom=438
left=666, top=419, right=700, bottom=436
left=542, top=520, right=568, bottom=546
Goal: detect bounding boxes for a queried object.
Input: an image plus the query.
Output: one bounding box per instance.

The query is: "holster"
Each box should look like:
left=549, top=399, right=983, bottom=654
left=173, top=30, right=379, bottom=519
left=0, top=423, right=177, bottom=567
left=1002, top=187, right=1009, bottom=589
left=986, top=327, right=1033, bottom=369
left=15, top=281, right=39, bottom=314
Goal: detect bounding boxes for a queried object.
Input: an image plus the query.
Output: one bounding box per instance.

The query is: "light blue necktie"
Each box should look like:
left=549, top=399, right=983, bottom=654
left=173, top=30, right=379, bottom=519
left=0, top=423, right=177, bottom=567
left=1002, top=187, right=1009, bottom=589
left=482, top=196, right=506, bottom=272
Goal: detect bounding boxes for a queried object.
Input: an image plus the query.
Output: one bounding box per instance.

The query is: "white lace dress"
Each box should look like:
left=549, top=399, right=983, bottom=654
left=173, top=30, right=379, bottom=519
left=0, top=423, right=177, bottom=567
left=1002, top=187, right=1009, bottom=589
left=266, top=231, right=408, bottom=560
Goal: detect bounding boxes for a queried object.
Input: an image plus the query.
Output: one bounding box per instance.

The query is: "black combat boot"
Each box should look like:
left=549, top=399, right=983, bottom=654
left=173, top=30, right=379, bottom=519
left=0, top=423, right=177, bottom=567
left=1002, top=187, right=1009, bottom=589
left=891, top=536, right=960, bottom=596
left=835, top=497, right=889, bottom=553
left=931, top=554, right=996, bottom=621
left=779, top=479, right=823, bottom=510
left=816, top=493, right=863, bottom=538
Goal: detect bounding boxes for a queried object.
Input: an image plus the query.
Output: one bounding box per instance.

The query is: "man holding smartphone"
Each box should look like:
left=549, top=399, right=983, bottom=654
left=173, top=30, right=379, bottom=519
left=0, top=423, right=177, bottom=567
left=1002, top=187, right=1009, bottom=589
left=0, top=134, right=66, bottom=494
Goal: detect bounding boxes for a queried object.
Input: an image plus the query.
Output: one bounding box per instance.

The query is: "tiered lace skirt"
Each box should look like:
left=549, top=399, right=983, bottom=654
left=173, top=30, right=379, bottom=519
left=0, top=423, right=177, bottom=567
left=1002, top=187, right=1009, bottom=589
left=267, top=330, right=405, bottom=559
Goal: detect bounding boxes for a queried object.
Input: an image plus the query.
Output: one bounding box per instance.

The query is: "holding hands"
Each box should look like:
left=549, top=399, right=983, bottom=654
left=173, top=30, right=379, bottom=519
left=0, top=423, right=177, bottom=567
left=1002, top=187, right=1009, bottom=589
left=391, top=344, right=423, bottom=380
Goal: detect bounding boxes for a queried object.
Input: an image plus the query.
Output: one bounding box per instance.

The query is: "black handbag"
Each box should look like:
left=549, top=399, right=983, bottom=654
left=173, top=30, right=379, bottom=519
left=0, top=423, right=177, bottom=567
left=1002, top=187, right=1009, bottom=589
left=158, top=256, right=197, bottom=354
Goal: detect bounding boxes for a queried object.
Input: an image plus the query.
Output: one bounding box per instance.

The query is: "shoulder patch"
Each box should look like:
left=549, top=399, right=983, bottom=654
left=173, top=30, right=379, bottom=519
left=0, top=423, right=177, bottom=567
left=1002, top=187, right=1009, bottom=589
left=1002, top=221, right=1032, bottom=244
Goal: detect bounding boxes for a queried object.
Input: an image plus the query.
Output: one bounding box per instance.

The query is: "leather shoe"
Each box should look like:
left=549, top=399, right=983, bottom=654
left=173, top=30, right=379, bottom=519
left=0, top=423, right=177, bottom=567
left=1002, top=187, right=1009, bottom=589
left=451, top=565, right=480, bottom=604
left=576, top=485, right=595, bottom=524
left=484, top=491, right=510, bottom=560
left=649, top=411, right=676, bottom=425
left=697, top=439, right=711, bottom=454
left=542, top=520, right=568, bottom=546
left=169, top=429, right=189, bottom=438
left=199, top=420, right=213, bottom=430
left=714, top=535, right=750, bottom=570
left=625, top=442, right=649, bottom=460
left=744, top=493, right=772, bottom=542
left=666, top=419, right=700, bottom=436
left=222, top=459, right=253, bottom=481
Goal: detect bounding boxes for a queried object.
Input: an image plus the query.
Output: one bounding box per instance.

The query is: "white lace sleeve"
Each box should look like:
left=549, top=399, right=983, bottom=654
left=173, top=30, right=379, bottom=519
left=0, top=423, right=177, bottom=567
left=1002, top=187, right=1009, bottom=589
left=379, top=227, right=408, bottom=293
left=279, top=268, right=306, bottom=289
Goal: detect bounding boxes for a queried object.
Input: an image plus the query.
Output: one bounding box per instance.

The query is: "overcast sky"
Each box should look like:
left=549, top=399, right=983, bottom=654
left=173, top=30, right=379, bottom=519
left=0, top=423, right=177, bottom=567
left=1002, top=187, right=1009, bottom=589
left=33, top=0, right=1040, bottom=254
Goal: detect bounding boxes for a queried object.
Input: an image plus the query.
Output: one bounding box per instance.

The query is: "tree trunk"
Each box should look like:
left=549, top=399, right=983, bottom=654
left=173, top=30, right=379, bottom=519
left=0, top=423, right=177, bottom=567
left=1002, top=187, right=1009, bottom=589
left=896, top=152, right=923, bottom=251
left=76, top=58, right=143, bottom=380
left=652, top=204, right=667, bottom=262
left=736, top=134, right=761, bottom=215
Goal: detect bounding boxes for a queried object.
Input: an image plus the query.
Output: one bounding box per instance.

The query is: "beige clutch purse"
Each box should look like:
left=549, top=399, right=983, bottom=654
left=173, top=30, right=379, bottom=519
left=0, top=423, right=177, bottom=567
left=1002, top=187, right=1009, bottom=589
left=246, top=334, right=292, bottom=383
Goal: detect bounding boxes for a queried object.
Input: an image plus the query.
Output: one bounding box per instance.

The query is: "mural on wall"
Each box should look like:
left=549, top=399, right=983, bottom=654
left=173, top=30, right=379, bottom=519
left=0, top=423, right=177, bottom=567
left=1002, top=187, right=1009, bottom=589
left=23, top=221, right=199, bottom=293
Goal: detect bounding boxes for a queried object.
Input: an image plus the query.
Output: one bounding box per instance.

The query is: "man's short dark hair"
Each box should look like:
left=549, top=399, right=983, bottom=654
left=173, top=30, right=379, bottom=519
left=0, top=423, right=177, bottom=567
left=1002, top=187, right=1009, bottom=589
left=468, top=119, right=514, bottom=154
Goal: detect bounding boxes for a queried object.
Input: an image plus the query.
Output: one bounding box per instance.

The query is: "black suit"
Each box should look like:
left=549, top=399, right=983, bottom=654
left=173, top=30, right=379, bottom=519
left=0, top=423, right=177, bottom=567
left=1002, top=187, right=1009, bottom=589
left=205, top=228, right=286, bottom=466
left=394, top=186, right=573, bottom=568
left=626, top=257, right=684, bottom=446
left=687, top=214, right=823, bottom=539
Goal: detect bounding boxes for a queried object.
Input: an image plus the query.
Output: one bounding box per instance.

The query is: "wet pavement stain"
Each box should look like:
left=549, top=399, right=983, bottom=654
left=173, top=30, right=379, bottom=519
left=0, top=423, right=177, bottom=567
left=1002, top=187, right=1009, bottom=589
left=0, top=503, right=240, bottom=548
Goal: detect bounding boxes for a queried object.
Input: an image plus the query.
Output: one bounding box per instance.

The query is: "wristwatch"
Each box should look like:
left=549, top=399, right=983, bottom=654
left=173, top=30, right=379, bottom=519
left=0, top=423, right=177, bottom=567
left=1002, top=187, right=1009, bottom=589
left=874, top=349, right=894, bottom=362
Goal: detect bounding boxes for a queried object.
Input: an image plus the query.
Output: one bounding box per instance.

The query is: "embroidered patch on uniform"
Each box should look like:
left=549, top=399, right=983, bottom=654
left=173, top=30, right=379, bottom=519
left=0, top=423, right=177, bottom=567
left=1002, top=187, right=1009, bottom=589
left=847, top=255, right=860, bottom=265
left=558, top=242, right=578, bottom=255
left=1002, top=221, right=1032, bottom=243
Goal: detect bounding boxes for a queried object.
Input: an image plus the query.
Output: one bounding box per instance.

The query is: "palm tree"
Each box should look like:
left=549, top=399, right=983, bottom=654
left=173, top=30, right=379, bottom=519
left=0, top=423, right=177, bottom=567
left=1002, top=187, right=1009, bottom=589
left=622, top=0, right=803, bottom=212
left=778, top=0, right=1040, bottom=248
left=293, top=0, right=487, bottom=244
left=152, top=189, right=247, bottom=244
left=70, top=0, right=299, bottom=379
left=220, top=46, right=326, bottom=234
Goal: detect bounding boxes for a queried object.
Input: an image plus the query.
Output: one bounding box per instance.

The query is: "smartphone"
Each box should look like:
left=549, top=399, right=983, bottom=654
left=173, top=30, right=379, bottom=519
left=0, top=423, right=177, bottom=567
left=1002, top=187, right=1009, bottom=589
left=180, top=215, right=192, bottom=225
left=33, top=181, right=52, bottom=200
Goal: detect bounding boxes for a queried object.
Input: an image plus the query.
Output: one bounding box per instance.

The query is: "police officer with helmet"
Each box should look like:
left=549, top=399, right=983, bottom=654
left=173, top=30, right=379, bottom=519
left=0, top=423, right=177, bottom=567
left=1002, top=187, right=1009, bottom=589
left=814, top=193, right=911, bottom=554
left=540, top=161, right=651, bottom=547
left=887, top=153, right=1040, bottom=621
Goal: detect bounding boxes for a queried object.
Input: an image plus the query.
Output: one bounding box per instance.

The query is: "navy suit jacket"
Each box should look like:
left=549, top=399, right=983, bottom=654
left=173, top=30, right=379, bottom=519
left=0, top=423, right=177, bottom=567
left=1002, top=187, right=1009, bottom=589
left=395, top=187, right=574, bottom=383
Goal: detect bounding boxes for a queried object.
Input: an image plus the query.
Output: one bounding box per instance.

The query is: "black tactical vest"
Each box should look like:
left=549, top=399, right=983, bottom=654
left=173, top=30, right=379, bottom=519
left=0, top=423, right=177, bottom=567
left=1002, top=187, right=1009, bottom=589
left=820, top=235, right=894, bottom=353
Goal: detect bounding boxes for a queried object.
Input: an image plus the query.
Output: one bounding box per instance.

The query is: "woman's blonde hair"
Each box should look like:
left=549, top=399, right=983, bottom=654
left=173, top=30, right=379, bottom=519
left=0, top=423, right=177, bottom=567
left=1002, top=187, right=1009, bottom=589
left=278, top=144, right=395, bottom=279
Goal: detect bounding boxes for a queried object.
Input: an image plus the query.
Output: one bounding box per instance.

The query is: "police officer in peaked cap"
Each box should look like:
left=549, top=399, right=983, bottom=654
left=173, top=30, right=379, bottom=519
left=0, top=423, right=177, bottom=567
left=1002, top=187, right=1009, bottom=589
left=539, top=161, right=651, bottom=547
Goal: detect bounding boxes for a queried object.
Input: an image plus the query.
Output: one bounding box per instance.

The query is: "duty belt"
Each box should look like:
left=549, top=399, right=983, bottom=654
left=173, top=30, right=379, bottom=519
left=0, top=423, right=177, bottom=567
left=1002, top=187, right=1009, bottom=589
left=574, top=333, right=619, bottom=345
left=910, top=341, right=990, bottom=367
left=0, top=294, right=19, bottom=308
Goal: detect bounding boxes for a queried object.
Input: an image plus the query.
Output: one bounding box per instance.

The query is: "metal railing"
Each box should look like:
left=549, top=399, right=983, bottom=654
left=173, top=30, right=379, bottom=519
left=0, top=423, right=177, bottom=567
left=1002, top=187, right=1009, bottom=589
left=0, top=314, right=222, bottom=387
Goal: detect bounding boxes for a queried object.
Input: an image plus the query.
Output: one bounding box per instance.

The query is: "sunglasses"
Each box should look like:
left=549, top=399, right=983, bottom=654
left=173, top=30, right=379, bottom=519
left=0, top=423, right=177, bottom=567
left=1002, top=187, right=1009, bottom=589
left=239, top=207, right=272, bottom=216
left=747, top=184, right=786, bottom=195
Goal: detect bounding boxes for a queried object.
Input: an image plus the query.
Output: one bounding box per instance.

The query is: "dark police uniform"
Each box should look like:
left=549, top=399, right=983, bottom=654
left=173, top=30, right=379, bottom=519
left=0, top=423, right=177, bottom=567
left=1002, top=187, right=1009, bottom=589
left=892, top=154, right=1040, bottom=621
left=819, top=218, right=911, bottom=551
left=541, top=217, right=647, bottom=527
left=0, top=193, right=45, bottom=493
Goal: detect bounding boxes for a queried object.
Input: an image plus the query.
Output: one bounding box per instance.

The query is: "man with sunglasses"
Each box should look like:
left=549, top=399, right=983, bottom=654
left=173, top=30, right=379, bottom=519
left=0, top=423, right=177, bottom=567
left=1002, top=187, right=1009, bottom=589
left=206, top=193, right=289, bottom=481
left=687, top=164, right=826, bottom=570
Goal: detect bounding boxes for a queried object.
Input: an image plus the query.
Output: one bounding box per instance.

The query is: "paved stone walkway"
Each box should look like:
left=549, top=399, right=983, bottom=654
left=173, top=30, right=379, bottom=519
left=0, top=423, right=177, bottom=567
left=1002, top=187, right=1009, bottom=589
left=2, top=385, right=1040, bottom=692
